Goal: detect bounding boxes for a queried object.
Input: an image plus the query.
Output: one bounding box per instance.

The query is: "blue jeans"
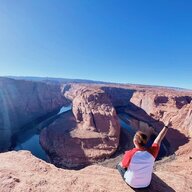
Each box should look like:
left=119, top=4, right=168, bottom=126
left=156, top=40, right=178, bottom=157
left=116, top=164, right=127, bottom=180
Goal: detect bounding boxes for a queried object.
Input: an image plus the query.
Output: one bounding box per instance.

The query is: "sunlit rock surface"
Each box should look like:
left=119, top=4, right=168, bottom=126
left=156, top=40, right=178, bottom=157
left=0, top=151, right=191, bottom=192
left=40, top=88, right=120, bottom=168
left=128, top=90, right=192, bottom=152
left=130, top=90, right=192, bottom=135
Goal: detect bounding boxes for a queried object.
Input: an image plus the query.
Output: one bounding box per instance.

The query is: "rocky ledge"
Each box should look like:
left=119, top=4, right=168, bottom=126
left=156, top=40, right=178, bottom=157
left=0, top=150, right=191, bottom=192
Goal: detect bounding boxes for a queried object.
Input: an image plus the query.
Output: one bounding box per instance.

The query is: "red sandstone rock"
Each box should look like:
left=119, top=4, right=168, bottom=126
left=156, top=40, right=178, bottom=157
left=129, top=90, right=192, bottom=135
left=40, top=88, right=120, bottom=168
left=40, top=83, right=192, bottom=167
left=0, top=80, right=192, bottom=191
left=0, top=77, right=68, bottom=151
left=128, top=90, right=192, bottom=152
left=0, top=151, right=191, bottom=192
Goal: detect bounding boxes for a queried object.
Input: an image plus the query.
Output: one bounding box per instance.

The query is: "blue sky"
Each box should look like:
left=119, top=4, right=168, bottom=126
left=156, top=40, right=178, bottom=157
left=0, top=0, right=192, bottom=89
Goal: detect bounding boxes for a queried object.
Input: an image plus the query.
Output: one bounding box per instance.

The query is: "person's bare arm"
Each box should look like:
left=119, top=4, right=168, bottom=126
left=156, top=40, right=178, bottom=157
left=153, top=121, right=172, bottom=145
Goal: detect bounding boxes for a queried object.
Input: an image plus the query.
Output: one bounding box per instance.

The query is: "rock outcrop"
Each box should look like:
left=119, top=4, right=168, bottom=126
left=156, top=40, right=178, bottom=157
left=130, top=90, right=192, bottom=134
left=128, top=90, right=192, bottom=153
left=40, top=88, right=120, bottom=168
left=0, top=77, right=67, bottom=152
left=0, top=150, right=192, bottom=192
left=100, top=86, right=192, bottom=136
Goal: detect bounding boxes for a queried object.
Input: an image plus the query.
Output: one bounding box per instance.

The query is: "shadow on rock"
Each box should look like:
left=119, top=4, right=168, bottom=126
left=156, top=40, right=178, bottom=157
left=133, top=173, right=175, bottom=192
left=166, top=128, right=190, bottom=154
left=116, top=102, right=190, bottom=156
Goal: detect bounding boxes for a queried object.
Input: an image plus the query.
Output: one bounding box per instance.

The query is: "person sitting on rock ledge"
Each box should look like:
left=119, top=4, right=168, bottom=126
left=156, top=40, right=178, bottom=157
left=116, top=121, right=171, bottom=189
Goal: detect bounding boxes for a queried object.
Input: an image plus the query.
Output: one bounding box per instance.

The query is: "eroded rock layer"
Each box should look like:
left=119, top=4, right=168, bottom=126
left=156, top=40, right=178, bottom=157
left=40, top=88, right=120, bottom=168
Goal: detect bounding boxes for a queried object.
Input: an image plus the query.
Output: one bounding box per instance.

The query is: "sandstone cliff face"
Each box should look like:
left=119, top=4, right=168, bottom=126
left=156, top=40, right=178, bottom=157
left=40, top=84, right=192, bottom=167
left=130, top=91, right=192, bottom=137
left=0, top=78, right=67, bottom=152
left=72, top=88, right=120, bottom=135
left=0, top=151, right=191, bottom=192
left=101, top=86, right=192, bottom=153
left=101, top=86, right=135, bottom=106
left=40, top=88, right=120, bottom=168
left=100, top=86, right=192, bottom=137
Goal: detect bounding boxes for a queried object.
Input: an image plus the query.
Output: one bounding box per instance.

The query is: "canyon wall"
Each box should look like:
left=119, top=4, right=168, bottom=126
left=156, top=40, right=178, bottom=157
left=130, top=91, right=192, bottom=132
left=0, top=80, right=192, bottom=191
left=0, top=77, right=68, bottom=151
left=40, top=83, right=192, bottom=167
left=101, top=86, right=192, bottom=153
left=1, top=78, right=191, bottom=170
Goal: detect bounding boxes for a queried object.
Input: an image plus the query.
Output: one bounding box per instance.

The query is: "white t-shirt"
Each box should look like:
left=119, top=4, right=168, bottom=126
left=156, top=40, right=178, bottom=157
left=122, top=143, right=160, bottom=188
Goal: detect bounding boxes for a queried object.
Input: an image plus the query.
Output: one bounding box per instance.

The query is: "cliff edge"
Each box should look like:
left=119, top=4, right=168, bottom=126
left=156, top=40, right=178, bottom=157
left=0, top=150, right=191, bottom=192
